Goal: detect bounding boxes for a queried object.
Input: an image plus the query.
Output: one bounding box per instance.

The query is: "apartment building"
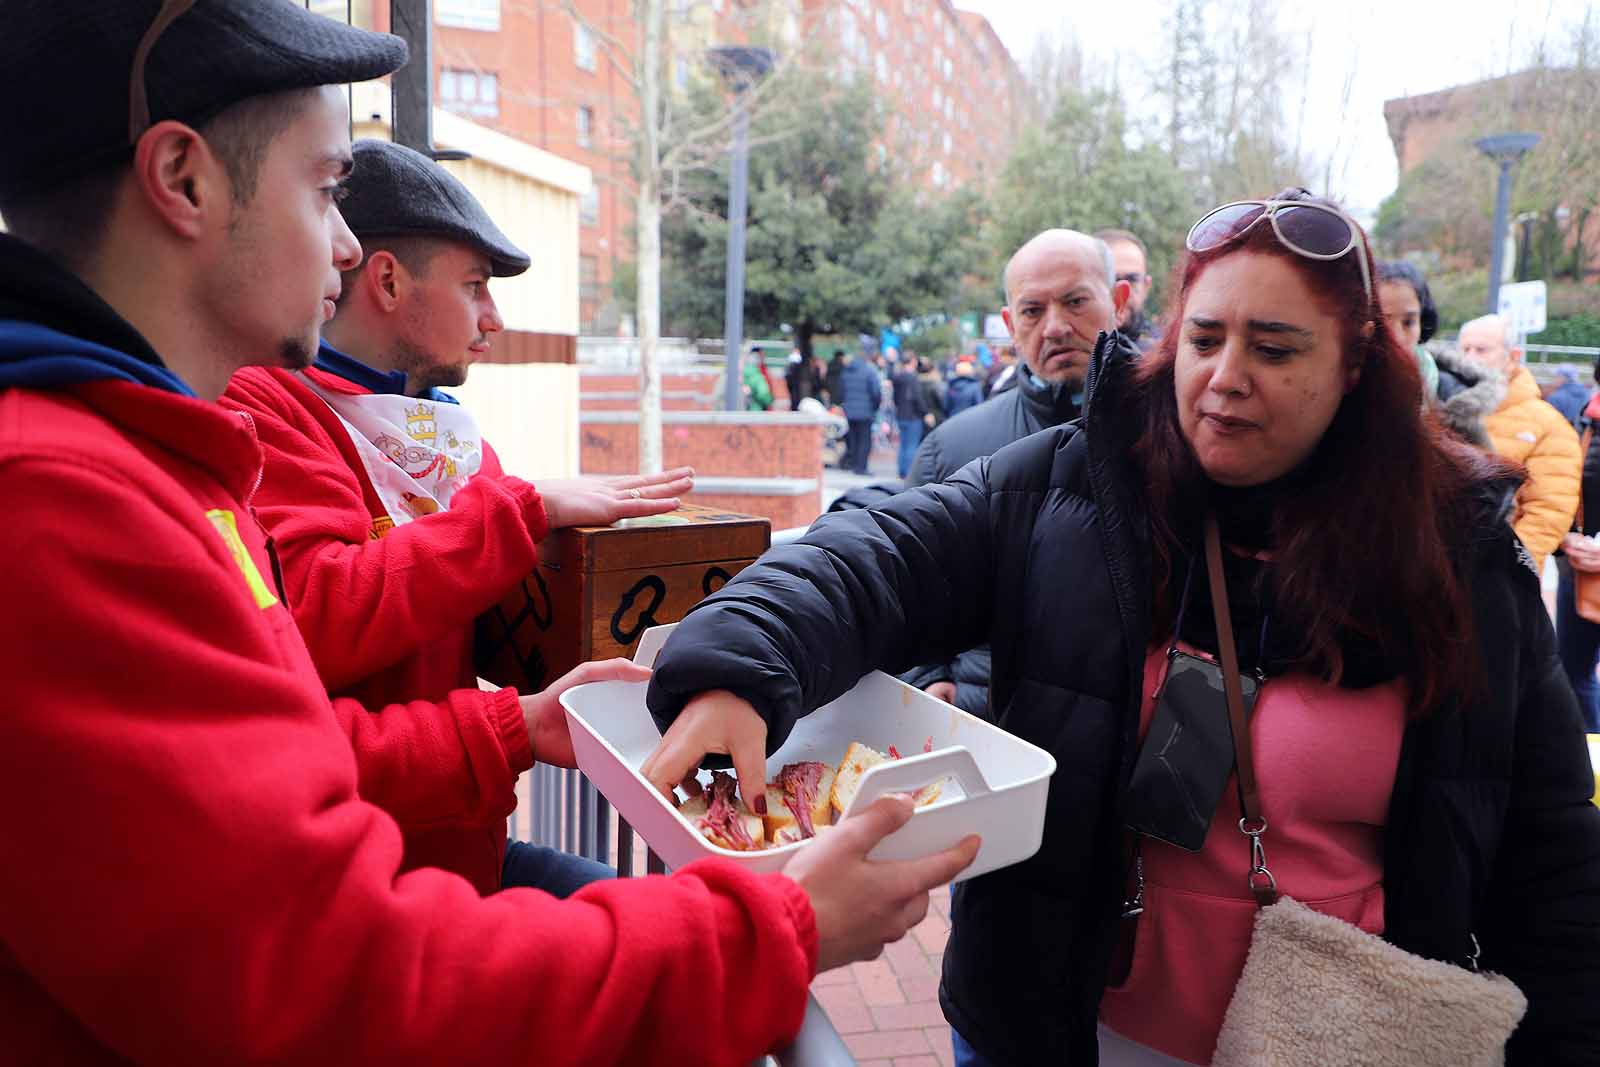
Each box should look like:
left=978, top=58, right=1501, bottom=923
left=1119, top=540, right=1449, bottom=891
left=811, top=0, right=1031, bottom=192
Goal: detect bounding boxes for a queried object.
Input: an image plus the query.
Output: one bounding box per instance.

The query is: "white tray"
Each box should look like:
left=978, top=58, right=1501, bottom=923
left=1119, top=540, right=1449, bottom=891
left=559, top=625, right=1057, bottom=881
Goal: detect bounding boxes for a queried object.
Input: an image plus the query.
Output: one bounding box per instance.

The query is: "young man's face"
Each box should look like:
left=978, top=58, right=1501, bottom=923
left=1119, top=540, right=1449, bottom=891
left=201, top=85, right=361, bottom=372
left=391, top=242, right=503, bottom=395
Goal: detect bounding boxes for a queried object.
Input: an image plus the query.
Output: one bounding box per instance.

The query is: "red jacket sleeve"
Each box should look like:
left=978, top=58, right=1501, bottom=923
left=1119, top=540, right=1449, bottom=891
left=222, top=369, right=550, bottom=691
left=334, top=685, right=532, bottom=827
left=0, top=455, right=815, bottom=1067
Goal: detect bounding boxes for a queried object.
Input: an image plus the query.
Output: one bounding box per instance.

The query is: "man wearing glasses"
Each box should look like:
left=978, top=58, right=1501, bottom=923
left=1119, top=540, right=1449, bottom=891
left=1094, top=227, right=1160, bottom=351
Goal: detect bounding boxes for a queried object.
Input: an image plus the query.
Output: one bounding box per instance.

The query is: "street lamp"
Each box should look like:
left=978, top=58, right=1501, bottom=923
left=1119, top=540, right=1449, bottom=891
left=1475, top=132, right=1540, bottom=314
left=708, top=45, right=776, bottom=411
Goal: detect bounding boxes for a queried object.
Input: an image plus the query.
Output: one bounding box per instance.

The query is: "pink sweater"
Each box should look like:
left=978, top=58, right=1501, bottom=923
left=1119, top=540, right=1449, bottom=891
left=1097, top=644, right=1405, bottom=1064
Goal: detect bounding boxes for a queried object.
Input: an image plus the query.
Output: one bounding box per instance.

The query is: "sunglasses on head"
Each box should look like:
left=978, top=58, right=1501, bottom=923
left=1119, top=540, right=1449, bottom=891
left=1185, top=199, right=1372, bottom=305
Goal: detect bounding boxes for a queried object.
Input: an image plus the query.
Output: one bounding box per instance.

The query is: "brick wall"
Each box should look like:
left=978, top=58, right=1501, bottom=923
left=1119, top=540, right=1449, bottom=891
left=580, top=411, right=828, bottom=529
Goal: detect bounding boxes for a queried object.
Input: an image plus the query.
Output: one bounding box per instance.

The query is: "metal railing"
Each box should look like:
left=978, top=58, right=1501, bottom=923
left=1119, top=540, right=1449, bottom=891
left=514, top=765, right=855, bottom=1067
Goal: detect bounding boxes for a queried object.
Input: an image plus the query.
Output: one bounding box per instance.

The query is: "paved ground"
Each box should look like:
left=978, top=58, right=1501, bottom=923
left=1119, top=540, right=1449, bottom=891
left=811, top=888, right=956, bottom=1066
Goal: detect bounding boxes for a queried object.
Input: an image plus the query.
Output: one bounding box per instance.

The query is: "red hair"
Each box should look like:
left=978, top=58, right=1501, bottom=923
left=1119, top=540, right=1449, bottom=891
left=1129, top=192, right=1513, bottom=716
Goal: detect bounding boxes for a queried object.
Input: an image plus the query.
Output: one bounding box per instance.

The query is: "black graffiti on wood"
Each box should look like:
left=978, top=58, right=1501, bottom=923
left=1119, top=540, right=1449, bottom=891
left=611, top=574, right=667, bottom=647
left=519, top=571, right=555, bottom=631
left=702, top=566, right=732, bottom=596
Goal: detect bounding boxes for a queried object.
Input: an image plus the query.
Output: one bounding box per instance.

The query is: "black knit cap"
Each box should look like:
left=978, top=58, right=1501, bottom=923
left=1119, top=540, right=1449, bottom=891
left=0, top=0, right=409, bottom=203
left=341, top=140, right=531, bottom=278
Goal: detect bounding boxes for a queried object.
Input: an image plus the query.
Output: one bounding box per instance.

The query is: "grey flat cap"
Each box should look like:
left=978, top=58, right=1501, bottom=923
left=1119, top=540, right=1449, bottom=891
left=341, top=140, right=531, bottom=278
left=0, top=0, right=408, bottom=203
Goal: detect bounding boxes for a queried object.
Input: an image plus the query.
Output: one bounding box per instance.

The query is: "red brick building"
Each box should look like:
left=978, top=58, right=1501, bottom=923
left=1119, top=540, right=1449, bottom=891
left=804, top=0, right=1030, bottom=192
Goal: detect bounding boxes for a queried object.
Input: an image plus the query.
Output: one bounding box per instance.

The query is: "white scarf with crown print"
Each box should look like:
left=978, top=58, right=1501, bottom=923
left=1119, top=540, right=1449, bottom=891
left=300, top=374, right=484, bottom=530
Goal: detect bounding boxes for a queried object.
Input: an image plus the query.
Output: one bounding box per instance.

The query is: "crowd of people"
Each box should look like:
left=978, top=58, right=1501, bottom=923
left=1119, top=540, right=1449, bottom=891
left=3, top=4, right=1597, bottom=1066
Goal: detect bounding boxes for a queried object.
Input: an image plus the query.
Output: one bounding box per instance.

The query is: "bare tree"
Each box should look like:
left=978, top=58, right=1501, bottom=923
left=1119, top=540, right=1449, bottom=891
left=1023, top=25, right=1086, bottom=112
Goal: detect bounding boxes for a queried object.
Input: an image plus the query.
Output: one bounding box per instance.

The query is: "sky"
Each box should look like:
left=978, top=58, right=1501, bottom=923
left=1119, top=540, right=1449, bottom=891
left=960, top=0, right=1592, bottom=221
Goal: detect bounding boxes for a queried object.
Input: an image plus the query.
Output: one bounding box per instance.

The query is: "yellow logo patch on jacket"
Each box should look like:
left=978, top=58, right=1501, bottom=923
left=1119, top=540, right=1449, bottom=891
left=205, top=509, right=279, bottom=610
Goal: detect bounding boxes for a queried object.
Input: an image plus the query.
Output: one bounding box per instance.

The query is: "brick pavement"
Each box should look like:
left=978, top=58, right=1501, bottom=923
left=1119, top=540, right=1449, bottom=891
left=812, top=888, right=957, bottom=1067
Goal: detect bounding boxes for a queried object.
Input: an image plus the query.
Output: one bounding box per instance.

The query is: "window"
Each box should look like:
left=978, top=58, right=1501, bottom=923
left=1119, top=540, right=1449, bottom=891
left=943, top=131, right=952, bottom=155
left=875, top=52, right=888, bottom=84
left=674, top=58, right=690, bottom=90
left=875, top=9, right=888, bottom=36
left=439, top=68, right=498, bottom=118
left=576, top=106, right=595, bottom=149
left=933, top=87, right=942, bottom=110
left=580, top=186, right=600, bottom=227
left=943, top=57, right=953, bottom=80
left=437, top=0, right=499, bottom=31
left=574, top=22, right=596, bottom=72
left=932, top=161, right=945, bottom=188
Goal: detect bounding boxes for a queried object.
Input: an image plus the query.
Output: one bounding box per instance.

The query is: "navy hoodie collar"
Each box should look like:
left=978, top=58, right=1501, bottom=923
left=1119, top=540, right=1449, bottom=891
left=0, top=234, right=195, bottom=396
left=313, top=342, right=458, bottom=404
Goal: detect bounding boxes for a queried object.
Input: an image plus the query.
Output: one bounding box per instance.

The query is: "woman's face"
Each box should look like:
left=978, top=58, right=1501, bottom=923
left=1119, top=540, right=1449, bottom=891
left=1174, top=252, right=1359, bottom=488
left=1378, top=279, right=1423, bottom=349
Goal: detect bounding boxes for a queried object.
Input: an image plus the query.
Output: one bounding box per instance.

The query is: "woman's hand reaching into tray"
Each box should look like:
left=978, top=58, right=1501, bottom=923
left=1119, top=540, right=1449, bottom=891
left=641, top=688, right=771, bottom=816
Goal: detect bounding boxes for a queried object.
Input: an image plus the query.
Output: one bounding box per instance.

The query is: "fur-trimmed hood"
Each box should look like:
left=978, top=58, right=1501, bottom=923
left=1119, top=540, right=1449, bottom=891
left=1433, top=348, right=1505, bottom=447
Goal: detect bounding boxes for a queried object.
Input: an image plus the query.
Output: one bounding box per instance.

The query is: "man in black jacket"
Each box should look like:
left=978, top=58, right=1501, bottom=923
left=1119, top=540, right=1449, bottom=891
left=902, top=229, right=1127, bottom=714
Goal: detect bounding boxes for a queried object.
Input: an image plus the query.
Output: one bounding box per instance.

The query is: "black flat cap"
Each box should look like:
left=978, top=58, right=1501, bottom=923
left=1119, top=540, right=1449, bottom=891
left=341, top=140, right=531, bottom=278
left=0, top=0, right=408, bottom=203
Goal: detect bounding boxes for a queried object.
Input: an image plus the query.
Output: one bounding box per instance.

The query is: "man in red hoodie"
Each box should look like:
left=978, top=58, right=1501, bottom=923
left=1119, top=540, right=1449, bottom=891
left=0, top=3, right=978, bottom=1064
left=224, top=139, right=693, bottom=896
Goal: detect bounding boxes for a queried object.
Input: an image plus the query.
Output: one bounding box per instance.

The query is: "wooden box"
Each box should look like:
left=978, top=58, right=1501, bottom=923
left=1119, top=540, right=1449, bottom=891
left=475, top=504, right=771, bottom=693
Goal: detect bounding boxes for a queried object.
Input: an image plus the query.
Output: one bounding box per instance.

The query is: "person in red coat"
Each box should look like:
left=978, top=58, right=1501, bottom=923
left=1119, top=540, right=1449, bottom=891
left=224, top=138, right=695, bottom=896
left=0, top=4, right=976, bottom=1064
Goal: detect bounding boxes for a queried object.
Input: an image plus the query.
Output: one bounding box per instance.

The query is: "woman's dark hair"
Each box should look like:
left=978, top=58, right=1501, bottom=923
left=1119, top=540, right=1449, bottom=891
left=1376, top=259, right=1438, bottom=342
left=1130, top=190, right=1509, bottom=717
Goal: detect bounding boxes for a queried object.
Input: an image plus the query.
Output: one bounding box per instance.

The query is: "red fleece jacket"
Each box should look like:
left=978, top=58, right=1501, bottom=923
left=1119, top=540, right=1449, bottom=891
left=223, top=365, right=549, bottom=893
left=0, top=379, right=816, bottom=1065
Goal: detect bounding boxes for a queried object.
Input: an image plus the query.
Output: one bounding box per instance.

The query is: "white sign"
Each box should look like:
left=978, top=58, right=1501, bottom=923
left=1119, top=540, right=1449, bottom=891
left=1498, top=280, right=1548, bottom=337
left=983, top=313, right=1009, bottom=341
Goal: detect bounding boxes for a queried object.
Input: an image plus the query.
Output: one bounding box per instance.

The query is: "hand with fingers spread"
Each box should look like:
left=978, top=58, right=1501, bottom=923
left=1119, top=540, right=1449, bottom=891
left=640, top=689, right=772, bottom=816
left=536, top=467, right=696, bottom=529
left=785, top=794, right=981, bottom=972
left=520, top=658, right=653, bottom=768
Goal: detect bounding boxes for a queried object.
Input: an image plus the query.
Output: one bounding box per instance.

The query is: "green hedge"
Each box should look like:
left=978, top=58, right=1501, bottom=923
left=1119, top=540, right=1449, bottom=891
left=1528, top=314, right=1600, bottom=349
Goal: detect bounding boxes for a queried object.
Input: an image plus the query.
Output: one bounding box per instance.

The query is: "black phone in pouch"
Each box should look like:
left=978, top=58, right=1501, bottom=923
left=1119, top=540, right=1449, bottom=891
left=1124, top=649, right=1259, bottom=852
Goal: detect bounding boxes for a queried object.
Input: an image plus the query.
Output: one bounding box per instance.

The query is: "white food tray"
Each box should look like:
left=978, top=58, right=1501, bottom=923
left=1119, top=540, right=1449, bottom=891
left=559, top=625, right=1057, bottom=881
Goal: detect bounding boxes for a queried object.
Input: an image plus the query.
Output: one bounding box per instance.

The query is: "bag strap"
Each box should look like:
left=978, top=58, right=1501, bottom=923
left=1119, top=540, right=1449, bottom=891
left=1203, top=514, right=1279, bottom=907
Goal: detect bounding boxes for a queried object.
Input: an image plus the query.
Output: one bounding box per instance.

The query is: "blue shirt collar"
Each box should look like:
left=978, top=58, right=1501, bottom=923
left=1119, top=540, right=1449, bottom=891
left=313, top=342, right=458, bottom=404
left=1020, top=363, right=1083, bottom=407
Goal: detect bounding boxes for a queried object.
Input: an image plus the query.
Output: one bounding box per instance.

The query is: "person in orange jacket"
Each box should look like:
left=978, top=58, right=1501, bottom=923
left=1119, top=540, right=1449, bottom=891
left=1460, top=313, right=1582, bottom=572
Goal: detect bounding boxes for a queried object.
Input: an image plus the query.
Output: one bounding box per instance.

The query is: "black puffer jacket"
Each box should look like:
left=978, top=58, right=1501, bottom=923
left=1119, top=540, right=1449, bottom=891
left=899, top=357, right=1087, bottom=716
left=649, top=336, right=1600, bottom=1065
